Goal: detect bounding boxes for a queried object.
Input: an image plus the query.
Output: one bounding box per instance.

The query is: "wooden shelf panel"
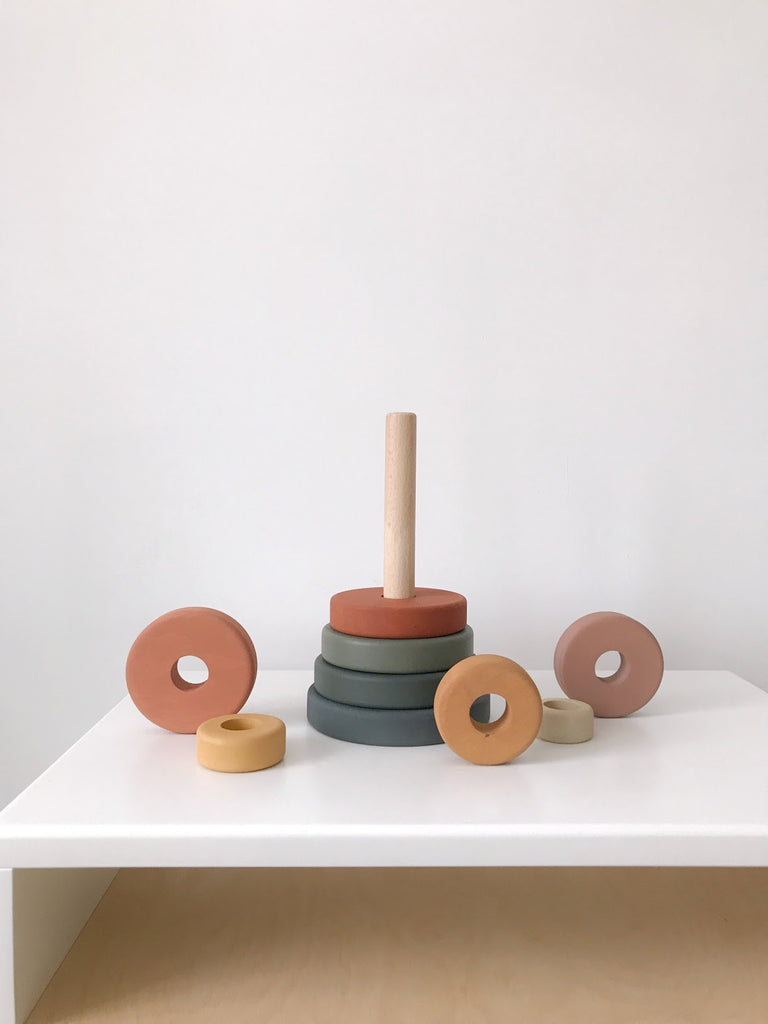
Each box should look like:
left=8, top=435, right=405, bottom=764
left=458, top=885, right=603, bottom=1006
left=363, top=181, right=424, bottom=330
left=27, top=866, right=768, bottom=1023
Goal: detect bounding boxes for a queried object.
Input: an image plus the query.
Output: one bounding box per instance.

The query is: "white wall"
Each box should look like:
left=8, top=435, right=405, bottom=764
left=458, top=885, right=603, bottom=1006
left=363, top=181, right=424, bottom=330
left=2, top=1, right=767, bottom=808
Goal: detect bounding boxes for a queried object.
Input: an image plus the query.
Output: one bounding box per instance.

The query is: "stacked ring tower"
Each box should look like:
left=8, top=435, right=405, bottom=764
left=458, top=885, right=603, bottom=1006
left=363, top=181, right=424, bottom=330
left=307, top=412, right=489, bottom=745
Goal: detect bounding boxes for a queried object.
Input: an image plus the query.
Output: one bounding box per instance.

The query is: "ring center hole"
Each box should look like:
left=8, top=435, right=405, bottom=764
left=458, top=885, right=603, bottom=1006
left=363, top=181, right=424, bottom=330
left=471, top=693, right=507, bottom=724
left=544, top=698, right=574, bottom=711
left=595, top=650, right=621, bottom=679
left=220, top=718, right=254, bottom=731
left=174, top=656, right=209, bottom=685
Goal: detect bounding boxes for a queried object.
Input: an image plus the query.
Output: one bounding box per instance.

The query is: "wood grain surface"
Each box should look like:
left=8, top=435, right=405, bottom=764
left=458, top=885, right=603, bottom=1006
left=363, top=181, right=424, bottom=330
left=26, top=867, right=768, bottom=1024
left=383, top=411, right=416, bottom=599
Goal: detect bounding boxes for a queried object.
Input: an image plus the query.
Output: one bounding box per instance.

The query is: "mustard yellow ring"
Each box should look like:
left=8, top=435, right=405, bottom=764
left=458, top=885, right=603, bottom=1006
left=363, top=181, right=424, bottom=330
left=196, top=713, right=286, bottom=772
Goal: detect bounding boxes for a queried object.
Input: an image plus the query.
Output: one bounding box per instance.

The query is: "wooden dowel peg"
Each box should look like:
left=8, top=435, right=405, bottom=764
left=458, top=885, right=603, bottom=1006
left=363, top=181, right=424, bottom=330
left=383, top=412, right=417, bottom=599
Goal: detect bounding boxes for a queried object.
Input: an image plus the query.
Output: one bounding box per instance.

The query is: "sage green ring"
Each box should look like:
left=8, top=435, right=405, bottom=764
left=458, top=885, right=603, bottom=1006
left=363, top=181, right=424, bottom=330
left=314, top=656, right=446, bottom=710
left=537, top=698, right=594, bottom=744
left=320, top=624, right=474, bottom=675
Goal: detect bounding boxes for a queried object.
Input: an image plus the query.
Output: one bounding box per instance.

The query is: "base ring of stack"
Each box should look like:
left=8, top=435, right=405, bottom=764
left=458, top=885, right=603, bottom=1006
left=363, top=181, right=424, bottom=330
left=307, top=684, right=490, bottom=747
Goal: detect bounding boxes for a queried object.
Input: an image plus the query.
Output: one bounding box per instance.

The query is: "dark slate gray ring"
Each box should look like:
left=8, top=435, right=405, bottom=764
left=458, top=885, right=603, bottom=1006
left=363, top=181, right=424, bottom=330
left=313, top=656, right=447, bottom=710
left=306, top=684, right=490, bottom=747
left=320, top=624, right=474, bottom=675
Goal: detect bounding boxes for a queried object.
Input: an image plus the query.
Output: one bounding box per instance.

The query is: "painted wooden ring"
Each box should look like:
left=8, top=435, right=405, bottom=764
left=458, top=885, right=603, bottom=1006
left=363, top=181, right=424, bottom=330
left=307, top=685, right=490, bottom=747
left=434, top=655, right=543, bottom=765
left=538, top=698, right=594, bottom=744
left=329, top=587, right=467, bottom=639
left=321, top=624, right=474, bottom=674
left=554, top=611, right=664, bottom=718
left=125, top=607, right=257, bottom=733
left=314, top=656, right=447, bottom=710
left=196, top=713, right=286, bottom=773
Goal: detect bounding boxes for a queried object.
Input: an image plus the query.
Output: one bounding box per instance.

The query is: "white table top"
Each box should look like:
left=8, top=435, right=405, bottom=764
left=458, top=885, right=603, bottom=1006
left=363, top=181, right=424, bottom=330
left=1, top=670, right=767, bottom=868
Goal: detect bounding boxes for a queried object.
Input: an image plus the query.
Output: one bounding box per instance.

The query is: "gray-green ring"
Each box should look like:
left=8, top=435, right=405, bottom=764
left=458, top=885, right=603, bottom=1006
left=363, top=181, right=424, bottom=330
left=321, top=624, right=474, bottom=675
left=307, top=684, right=490, bottom=747
left=314, top=656, right=446, bottom=709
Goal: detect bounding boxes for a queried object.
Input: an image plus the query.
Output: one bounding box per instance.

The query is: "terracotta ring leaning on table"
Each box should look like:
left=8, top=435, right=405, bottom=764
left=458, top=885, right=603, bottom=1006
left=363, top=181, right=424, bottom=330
left=125, top=607, right=257, bottom=733
left=434, top=655, right=543, bottom=765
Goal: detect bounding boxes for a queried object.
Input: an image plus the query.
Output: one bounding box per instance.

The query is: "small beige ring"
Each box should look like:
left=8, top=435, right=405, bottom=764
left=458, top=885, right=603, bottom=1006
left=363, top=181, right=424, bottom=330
left=196, top=714, right=286, bottom=772
left=538, top=698, right=594, bottom=744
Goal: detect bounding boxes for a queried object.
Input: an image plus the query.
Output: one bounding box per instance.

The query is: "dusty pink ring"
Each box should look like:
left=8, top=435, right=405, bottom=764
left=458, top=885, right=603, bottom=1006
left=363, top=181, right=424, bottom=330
left=554, top=611, right=663, bottom=718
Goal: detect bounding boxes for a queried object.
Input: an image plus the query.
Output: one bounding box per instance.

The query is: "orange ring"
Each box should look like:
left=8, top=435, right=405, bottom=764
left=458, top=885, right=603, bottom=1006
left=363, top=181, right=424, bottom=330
left=330, top=587, right=467, bottom=639
left=125, top=607, right=257, bottom=733
left=434, top=655, right=542, bottom=765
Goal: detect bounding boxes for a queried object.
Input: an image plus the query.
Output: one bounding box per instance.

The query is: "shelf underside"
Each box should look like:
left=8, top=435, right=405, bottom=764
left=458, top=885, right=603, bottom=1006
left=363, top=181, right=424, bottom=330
left=26, top=866, right=768, bottom=1024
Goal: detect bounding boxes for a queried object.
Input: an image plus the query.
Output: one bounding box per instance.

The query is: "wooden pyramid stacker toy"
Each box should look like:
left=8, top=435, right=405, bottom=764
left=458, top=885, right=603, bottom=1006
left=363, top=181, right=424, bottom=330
left=307, top=412, right=489, bottom=745
left=123, top=412, right=663, bottom=765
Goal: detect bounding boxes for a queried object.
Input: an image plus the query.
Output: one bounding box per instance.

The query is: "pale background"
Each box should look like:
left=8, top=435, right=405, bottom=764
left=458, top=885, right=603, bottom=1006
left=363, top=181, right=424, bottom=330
left=1, top=1, right=766, bottom=808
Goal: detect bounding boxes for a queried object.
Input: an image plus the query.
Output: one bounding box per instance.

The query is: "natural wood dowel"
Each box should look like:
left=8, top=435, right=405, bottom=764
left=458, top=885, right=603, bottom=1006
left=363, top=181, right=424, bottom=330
left=383, top=412, right=416, bottom=599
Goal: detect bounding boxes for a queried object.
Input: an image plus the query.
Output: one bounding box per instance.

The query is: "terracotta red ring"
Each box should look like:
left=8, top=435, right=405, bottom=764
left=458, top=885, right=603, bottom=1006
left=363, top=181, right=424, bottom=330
left=126, top=607, right=257, bottom=733
left=330, top=587, right=467, bottom=639
left=554, top=611, right=663, bottom=718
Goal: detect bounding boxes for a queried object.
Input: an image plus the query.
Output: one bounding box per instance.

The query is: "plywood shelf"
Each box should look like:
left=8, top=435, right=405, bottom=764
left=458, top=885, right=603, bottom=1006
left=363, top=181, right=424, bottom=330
left=27, top=866, right=768, bottom=1024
